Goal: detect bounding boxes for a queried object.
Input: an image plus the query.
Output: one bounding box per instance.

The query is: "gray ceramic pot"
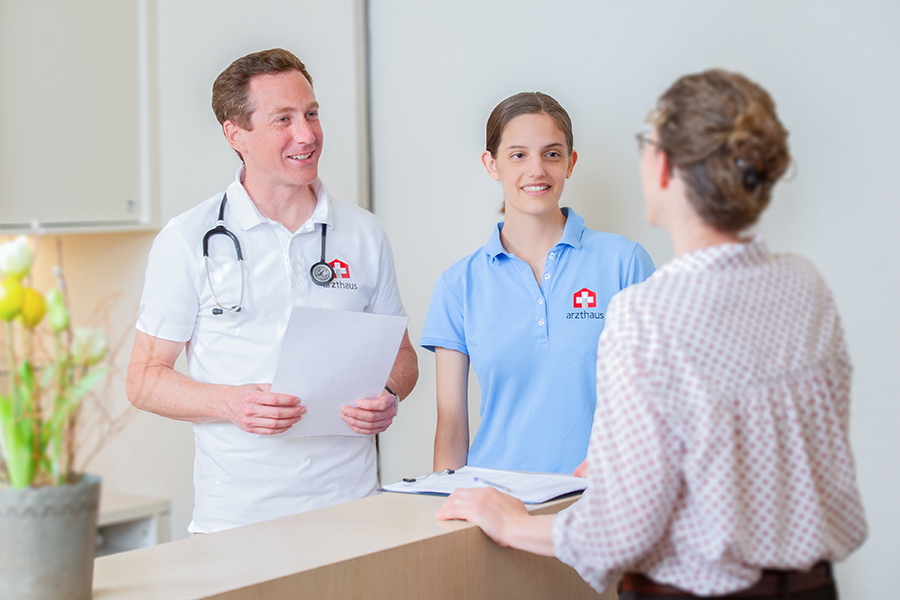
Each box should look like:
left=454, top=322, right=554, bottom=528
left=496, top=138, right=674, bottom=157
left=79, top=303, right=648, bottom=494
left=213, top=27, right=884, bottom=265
left=0, top=474, right=101, bottom=600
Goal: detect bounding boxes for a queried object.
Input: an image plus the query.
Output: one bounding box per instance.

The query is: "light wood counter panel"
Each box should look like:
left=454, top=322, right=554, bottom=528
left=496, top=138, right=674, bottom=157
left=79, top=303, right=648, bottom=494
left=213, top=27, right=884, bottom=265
left=93, top=492, right=615, bottom=599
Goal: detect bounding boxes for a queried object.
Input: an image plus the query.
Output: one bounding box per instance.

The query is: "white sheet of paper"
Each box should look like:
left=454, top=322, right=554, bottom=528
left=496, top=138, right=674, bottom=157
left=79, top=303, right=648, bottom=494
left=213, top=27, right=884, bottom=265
left=270, top=307, right=408, bottom=437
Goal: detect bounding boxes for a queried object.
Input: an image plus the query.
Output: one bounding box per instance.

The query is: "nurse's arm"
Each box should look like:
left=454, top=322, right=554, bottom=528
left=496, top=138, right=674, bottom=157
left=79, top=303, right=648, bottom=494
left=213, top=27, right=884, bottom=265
left=433, top=347, right=470, bottom=471
left=126, top=330, right=305, bottom=435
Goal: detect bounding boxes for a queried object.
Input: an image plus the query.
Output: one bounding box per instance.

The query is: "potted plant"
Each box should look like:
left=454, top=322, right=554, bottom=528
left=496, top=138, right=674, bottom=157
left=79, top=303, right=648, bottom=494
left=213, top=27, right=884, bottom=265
left=0, top=235, right=112, bottom=600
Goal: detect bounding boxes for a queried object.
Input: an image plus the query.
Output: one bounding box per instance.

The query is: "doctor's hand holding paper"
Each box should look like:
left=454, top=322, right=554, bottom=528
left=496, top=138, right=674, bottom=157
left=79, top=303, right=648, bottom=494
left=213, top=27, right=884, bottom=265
left=225, top=383, right=306, bottom=435
left=126, top=48, right=418, bottom=535
left=341, top=392, right=397, bottom=435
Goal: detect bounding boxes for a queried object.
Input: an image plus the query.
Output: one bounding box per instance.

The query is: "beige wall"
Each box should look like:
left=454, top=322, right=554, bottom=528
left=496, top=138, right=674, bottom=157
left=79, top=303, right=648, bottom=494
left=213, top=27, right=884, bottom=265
left=5, top=2, right=895, bottom=598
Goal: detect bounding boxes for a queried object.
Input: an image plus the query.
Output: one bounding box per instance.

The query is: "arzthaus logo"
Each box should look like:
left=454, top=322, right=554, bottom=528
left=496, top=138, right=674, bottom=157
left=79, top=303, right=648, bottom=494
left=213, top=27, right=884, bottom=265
left=328, top=259, right=358, bottom=290
left=567, top=287, right=603, bottom=320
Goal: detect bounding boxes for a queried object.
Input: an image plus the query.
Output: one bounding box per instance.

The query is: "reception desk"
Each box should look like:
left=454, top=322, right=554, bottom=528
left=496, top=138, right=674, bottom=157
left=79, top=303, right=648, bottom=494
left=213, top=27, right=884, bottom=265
left=93, top=492, right=616, bottom=599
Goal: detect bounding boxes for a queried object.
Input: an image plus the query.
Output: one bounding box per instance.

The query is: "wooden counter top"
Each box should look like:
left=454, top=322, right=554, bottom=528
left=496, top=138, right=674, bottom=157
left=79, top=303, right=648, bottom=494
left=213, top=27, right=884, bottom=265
left=93, top=491, right=614, bottom=599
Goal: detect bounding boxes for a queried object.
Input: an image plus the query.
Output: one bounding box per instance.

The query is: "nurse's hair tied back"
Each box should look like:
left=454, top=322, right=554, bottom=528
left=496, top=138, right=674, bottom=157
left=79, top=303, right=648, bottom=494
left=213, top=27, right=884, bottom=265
left=486, top=92, right=574, bottom=157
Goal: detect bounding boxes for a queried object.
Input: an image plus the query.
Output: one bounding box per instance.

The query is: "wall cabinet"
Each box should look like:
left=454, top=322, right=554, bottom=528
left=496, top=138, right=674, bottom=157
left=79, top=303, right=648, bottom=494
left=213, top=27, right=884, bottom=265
left=0, top=0, right=156, bottom=233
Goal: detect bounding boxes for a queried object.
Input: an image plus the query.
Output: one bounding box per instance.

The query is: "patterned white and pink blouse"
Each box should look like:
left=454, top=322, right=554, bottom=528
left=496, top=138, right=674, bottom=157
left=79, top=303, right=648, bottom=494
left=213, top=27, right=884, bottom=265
left=553, top=237, right=867, bottom=596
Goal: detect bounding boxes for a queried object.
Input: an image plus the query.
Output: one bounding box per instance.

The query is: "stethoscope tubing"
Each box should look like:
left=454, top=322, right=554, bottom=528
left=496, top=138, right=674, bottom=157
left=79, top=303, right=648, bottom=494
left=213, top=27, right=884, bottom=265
left=202, top=192, right=335, bottom=316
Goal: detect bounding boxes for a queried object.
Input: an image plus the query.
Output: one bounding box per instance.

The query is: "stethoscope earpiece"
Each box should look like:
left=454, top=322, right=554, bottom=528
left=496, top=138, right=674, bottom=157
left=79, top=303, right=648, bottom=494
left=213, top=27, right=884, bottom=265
left=204, top=194, right=245, bottom=315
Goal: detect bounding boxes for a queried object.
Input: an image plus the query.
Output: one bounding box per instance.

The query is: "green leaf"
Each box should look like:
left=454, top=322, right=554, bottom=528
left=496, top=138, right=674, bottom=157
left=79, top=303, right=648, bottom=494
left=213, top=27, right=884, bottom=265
left=17, top=359, right=34, bottom=394
left=0, top=392, right=35, bottom=487
left=42, top=367, right=108, bottom=444
left=66, top=367, right=108, bottom=404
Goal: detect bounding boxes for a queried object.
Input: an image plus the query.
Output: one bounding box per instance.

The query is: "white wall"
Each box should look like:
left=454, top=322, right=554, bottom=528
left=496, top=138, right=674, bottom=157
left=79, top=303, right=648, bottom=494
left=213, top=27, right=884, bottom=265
left=369, top=2, right=899, bottom=597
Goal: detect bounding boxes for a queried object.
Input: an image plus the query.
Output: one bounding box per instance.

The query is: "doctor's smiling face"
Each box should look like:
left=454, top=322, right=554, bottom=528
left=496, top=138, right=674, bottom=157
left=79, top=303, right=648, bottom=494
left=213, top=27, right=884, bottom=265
left=482, top=111, right=577, bottom=220
left=224, top=69, right=324, bottom=193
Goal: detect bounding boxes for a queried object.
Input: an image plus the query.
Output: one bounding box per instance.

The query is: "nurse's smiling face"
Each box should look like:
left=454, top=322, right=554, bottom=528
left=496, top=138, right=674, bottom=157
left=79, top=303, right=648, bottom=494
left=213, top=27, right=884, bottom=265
left=482, top=112, right=577, bottom=219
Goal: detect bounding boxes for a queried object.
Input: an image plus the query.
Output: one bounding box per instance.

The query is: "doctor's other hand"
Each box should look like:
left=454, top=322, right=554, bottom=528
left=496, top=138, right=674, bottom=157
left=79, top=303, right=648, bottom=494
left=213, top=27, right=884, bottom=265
left=341, top=390, right=397, bottom=435
left=436, top=487, right=529, bottom=548
left=226, top=383, right=305, bottom=435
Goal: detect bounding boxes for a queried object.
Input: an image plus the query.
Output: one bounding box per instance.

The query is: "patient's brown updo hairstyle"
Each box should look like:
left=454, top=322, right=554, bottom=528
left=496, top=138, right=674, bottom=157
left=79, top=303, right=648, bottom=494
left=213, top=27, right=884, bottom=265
left=652, top=69, right=790, bottom=231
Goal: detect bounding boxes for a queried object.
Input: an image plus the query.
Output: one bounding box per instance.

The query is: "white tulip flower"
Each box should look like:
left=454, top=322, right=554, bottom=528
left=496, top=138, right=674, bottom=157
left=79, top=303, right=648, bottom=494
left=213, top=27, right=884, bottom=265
left=72, top=327, right=109, bottom=367
left=0, top=236, right=34, bottom=280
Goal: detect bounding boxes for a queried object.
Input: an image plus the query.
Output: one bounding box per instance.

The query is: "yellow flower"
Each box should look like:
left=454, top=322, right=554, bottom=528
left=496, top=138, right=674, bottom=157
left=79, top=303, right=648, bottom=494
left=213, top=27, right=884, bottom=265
left=0, top=278, right=25, bottom=321
left=0, top=236, right=34, bottom=280
left=19, top=287, right=46, bottom=328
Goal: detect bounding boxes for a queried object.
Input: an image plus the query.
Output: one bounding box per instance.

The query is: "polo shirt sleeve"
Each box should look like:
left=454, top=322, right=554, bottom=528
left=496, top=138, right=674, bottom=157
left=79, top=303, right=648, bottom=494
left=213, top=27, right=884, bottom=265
left=135, top=222, right=201, bottom=343
left=420, top=272, right=467, bottom=355
left=364, top=230, right=407, bottom=317
left=625, top=242, right=656, bottom=286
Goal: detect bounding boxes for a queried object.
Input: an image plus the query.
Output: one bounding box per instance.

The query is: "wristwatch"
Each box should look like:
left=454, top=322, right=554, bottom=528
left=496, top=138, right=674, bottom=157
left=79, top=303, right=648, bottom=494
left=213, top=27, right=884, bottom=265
left=384, top=385, right=399, bottom=416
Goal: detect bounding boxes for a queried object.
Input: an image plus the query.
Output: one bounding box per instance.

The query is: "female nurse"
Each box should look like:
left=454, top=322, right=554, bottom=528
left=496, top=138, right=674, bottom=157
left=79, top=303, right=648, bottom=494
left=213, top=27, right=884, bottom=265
left=436, top=70, right=867, bottom=599
left=421, top=92, right=655, bottom=474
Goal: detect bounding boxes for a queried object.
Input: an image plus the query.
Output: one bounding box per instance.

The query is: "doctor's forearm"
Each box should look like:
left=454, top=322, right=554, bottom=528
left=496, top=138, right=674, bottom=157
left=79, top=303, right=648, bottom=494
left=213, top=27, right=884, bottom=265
left=127, top=359, right=234, bottom=422
left=126, top=330, right=240, bottom=423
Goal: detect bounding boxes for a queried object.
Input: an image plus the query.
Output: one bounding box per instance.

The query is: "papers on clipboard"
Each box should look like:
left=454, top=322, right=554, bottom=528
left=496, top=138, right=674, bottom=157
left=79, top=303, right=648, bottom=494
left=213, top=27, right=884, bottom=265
left=381, top=466, right=587, bottom=504
left=270, top=307, right=408, bottom=438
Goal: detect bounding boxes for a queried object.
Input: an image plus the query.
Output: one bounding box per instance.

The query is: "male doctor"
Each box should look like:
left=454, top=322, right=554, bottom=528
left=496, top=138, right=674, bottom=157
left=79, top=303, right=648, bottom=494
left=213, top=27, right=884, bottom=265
left=126, top=48, right=418, bottom=534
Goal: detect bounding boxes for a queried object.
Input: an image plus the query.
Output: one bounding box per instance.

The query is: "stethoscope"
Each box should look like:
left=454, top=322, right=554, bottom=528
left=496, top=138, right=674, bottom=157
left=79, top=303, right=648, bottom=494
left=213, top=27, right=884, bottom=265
left=202, top=193, right=336, bottom=315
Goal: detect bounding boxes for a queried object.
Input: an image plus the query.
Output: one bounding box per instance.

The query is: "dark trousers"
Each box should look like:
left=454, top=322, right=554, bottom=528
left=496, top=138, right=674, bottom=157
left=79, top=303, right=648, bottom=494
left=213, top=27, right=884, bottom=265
left=619, top=585, right=836, bottom=600
left=618, top=563, right=837, bottom=600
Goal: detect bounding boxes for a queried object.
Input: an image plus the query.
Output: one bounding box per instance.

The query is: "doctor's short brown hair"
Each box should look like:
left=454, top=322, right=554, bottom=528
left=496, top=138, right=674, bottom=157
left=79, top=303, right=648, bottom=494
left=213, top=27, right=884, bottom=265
left=212, top=48, right=313, bottom=131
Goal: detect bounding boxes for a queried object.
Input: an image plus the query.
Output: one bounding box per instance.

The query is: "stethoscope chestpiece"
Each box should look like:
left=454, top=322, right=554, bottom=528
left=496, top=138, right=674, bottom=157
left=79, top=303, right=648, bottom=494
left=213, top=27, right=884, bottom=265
left=310, top=261, right=335, bottom=286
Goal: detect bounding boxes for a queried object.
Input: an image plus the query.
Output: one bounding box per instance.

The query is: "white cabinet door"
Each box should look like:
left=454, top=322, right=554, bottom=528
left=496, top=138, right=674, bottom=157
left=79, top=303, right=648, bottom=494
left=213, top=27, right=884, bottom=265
left=0, top=0, right=155, bottom=232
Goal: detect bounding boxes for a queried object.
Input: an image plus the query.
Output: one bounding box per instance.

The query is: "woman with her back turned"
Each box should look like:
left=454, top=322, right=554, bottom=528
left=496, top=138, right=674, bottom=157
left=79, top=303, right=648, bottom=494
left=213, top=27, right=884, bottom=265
left=421, top=92, right=655, bottom=475
left=437, top=70, right=867, bottom=599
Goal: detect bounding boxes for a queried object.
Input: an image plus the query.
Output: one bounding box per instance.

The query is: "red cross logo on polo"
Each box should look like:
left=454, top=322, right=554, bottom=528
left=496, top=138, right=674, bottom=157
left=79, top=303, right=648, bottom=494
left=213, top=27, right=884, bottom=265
left=573, top=288, right=596, bottom=309
left=330, top=259, right=350, bottom=279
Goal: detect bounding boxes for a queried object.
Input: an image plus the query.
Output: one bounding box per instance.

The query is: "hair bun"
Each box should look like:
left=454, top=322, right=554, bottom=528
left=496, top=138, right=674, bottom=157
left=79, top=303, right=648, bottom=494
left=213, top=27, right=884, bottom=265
left=653, top=69, right=791, bottom=231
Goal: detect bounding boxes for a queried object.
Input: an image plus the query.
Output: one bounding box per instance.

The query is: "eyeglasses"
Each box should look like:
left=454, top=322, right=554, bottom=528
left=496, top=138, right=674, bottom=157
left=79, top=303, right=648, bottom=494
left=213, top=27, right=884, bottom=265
left=635, top=131, right=661, bottom=154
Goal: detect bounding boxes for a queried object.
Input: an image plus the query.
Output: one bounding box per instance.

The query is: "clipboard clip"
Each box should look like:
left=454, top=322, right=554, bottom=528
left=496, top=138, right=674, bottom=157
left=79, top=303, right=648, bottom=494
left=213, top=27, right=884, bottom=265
left=402, top=469, right=454, bottom=483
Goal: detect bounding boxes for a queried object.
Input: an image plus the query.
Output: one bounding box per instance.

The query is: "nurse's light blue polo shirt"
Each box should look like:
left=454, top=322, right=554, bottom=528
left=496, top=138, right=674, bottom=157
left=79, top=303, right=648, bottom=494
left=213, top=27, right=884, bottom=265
left=421, top=208, right=655, bottom=474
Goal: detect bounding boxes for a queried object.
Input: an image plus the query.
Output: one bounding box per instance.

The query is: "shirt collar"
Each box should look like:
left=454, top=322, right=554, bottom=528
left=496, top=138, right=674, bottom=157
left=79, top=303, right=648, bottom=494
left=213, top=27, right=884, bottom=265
left=660, top=234, right=770, bottom=275
left=484, top=207, right=585, bottom=260
left=225, top=166, right=333, bottom=232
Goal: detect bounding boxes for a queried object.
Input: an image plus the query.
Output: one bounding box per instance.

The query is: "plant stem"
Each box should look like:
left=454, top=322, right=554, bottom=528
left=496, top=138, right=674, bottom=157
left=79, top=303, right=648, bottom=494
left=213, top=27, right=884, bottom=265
left=4, top=322, right=16, bottom=401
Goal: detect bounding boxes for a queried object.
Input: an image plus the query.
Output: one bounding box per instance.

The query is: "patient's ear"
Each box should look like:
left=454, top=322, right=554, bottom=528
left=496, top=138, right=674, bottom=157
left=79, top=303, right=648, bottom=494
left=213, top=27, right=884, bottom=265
left=659, top=152, right=671, bottom=189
